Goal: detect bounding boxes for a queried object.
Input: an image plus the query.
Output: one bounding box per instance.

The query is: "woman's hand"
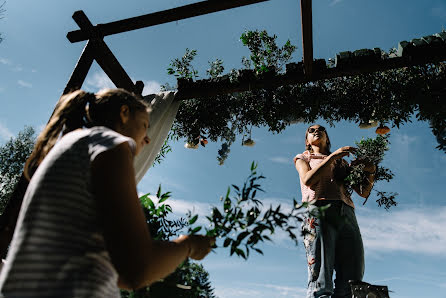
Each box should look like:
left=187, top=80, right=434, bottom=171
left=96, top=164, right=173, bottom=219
left=329, top=146, right=356, bottom=161
left=174, top=235, right=216, bottom=260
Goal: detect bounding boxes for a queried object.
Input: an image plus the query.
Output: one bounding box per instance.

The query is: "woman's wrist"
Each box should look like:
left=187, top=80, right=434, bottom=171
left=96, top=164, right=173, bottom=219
left=174, top=235, right=192, bottom=259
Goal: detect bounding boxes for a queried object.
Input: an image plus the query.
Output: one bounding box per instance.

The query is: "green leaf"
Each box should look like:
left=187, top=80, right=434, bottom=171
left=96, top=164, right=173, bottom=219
left=146, top=197, right=155, bottom=210
left=159, top=192, right=171, bottom=203
left=223, top=237, right=232, bottom=247
left=189, top=214, right=199, bottom=225
left=156, top=185, right=162, bottom=198
left=236, top=231, right=250, bottom=242
left=190, top=226, right=202, bottom=234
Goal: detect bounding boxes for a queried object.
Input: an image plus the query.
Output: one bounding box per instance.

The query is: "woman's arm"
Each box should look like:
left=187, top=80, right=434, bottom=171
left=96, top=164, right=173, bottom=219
left=91, top=143, right=212, bottom=290
left=295, top=146, right=356, bottom=187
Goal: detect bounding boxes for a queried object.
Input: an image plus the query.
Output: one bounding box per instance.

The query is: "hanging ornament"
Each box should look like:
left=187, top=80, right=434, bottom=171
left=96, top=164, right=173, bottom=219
left=242, top=139, right=256, bottom=147
left=359, top=119, right=379, bottom=129
left=375, top=125, right=391, bottom=135
left=200, top=138, right=208, bottom=147
left=184, top=142, right=199, bottom=149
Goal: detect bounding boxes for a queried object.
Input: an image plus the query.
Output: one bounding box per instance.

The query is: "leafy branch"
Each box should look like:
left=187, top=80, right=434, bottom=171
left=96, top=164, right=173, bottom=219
left=240, top=29, right=296, bottom=73
left=188, top=162, right=307, bottom=259
left=343, top=134, right=398, bottom=209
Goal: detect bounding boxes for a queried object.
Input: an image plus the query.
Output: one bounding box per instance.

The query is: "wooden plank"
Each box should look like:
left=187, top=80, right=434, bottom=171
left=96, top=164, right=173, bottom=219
left=93, top=40, right=137, bottom=92
left=67, top=0, right=270, bottom=43
left=63, top=40, right=95, bottom=94
left=300, top=0, right=313, bottom=78
left=73, top=10, right=137, bottom=93
left=175, top=54, right=446, bottom=100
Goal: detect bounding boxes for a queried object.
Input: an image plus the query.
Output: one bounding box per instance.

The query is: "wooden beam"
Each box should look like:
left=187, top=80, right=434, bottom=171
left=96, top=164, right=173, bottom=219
left=72, top=10, right=139, bottom=93
left=67, top=0, right=270, bottom=43
left=176, top=55, right=446, bottom=100
left=93, top=40, right=137, bottom=92
left=300, top=0, right=313, bottom=78
left=63, top=40, right=95, bottom=94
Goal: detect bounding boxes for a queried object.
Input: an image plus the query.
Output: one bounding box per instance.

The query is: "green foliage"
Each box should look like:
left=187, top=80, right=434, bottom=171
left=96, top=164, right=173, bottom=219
left=121, top=186, right=216, bottom=297
left=153, top=129, right=180, bottom=167
left=344, top=134, right=398, bottom=209
left=189, top=162, right=306, bottom=259
left=167, top=48, right=199, bottom=79
left=240, top=29, right=296, bottom=73
left=0, top=126, right=35, bottom=214
left=206, top=59, right=224, bottom=79
left=0, top=1, right=5, bottom=44
left=140, top=185, right=187, bottom=240
left=147, top=259, right=216, bottom=298
left=164, top=30, right=445, bottom=165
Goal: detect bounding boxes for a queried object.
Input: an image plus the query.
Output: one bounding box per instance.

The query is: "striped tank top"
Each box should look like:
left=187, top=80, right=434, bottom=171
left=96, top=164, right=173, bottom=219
left=0, top=126, right=135, bottom=297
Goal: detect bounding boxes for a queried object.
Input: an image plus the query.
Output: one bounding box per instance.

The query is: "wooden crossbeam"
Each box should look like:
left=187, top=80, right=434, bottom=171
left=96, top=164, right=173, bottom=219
left=70, top=10, right=141, bottom=94
left=67, top=0, right=270, bottom=43
left=176, top=54, right=446, bottom=100
left=300, top=0, right=313, bottom=78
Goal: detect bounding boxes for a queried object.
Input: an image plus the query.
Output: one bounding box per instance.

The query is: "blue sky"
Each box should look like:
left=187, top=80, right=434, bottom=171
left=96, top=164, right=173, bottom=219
left=1, top=0, right=446, bottom=297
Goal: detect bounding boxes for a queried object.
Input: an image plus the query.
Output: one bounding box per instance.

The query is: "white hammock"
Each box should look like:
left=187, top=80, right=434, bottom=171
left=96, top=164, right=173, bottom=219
left=134, top=91, right=180, bottom=183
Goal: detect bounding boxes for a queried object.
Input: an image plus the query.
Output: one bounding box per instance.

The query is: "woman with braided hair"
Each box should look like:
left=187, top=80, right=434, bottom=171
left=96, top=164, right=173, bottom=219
left=0, top=89, right=214, bottom=297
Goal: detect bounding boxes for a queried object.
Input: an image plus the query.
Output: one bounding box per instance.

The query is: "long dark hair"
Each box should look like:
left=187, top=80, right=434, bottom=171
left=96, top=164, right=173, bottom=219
left=305, top=125, right=331, bottom=154
left=24, top=89, right=149, bottom=180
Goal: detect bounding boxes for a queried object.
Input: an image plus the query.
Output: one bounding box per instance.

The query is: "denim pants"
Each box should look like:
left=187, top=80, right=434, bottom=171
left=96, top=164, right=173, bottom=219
left=302, top=201, right=364, bottom=298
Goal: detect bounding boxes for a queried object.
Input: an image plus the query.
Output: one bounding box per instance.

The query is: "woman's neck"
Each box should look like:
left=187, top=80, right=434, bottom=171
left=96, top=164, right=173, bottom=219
left=310, top=145, right=328, bottom=155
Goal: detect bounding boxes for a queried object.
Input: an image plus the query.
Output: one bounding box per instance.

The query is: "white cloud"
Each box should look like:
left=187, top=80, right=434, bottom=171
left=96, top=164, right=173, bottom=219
left=214, top=282, right=306, bottom=298
left=393, top=133, right=417, bottom=146
left=217, top=197, right=446, bottom=257
left=12, top=66, right=23, bottom=72
left=0, top=58, right=11, bottom=65
left=144, top=195, right=212, bottom=225
left=142, top=80, right=161, bottom=95
left=17, top=80, right=32, bottom=88
left=270, top=156, right=292, bottom=165
left=432, top=5, right=446, bottom=19
left=85, top=72, right=162, bottom=95
left=0, top=123, right=13, bottom=140
left=357, top=206, right=446, bottom=256
left=86, top=72, right=115, bottom=91
left=329, top=0, right=343, bottom=6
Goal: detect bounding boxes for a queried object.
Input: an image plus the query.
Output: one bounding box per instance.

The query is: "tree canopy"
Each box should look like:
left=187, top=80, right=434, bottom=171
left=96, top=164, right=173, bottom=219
left=0, top=126, right=35, bottom=214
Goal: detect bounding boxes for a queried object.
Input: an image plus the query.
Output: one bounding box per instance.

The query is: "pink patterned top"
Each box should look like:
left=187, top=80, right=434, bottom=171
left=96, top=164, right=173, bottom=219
left=294, top=151, right=355, bottom=208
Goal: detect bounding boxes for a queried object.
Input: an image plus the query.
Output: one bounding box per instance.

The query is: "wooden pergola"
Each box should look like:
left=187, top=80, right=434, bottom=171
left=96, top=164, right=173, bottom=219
left=0, top=0, right=445, bottom=257
left=62, top=0, right=446, bottom=99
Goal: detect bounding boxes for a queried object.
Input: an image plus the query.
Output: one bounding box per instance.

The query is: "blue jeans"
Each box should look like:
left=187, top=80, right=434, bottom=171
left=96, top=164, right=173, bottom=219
left=302, top=201, right=364, bottom=298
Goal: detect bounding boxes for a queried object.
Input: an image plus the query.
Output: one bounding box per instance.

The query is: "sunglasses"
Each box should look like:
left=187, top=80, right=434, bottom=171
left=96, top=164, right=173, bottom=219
left=308, top=127, right=326, bottom=133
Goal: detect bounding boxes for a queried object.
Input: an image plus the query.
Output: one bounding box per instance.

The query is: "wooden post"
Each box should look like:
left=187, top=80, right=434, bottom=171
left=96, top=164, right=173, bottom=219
left=63, top=40, right=95, bottom=94
left=67, top=0, right=270, bottom=43
left=300, top=0, right=314, bottom=79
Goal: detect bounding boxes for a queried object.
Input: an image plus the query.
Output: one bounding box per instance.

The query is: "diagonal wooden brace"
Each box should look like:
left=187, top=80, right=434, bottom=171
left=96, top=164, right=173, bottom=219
left=72, top=10, right=142, bottom=94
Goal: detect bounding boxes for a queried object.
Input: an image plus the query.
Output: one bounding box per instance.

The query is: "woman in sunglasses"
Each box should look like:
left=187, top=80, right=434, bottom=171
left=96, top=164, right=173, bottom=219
left=294, top=124, right=375, bottom=298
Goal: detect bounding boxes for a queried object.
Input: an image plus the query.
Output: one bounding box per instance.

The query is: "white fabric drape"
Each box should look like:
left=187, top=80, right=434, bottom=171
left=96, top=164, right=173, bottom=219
left=134, top=91, right=180, bottom=183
